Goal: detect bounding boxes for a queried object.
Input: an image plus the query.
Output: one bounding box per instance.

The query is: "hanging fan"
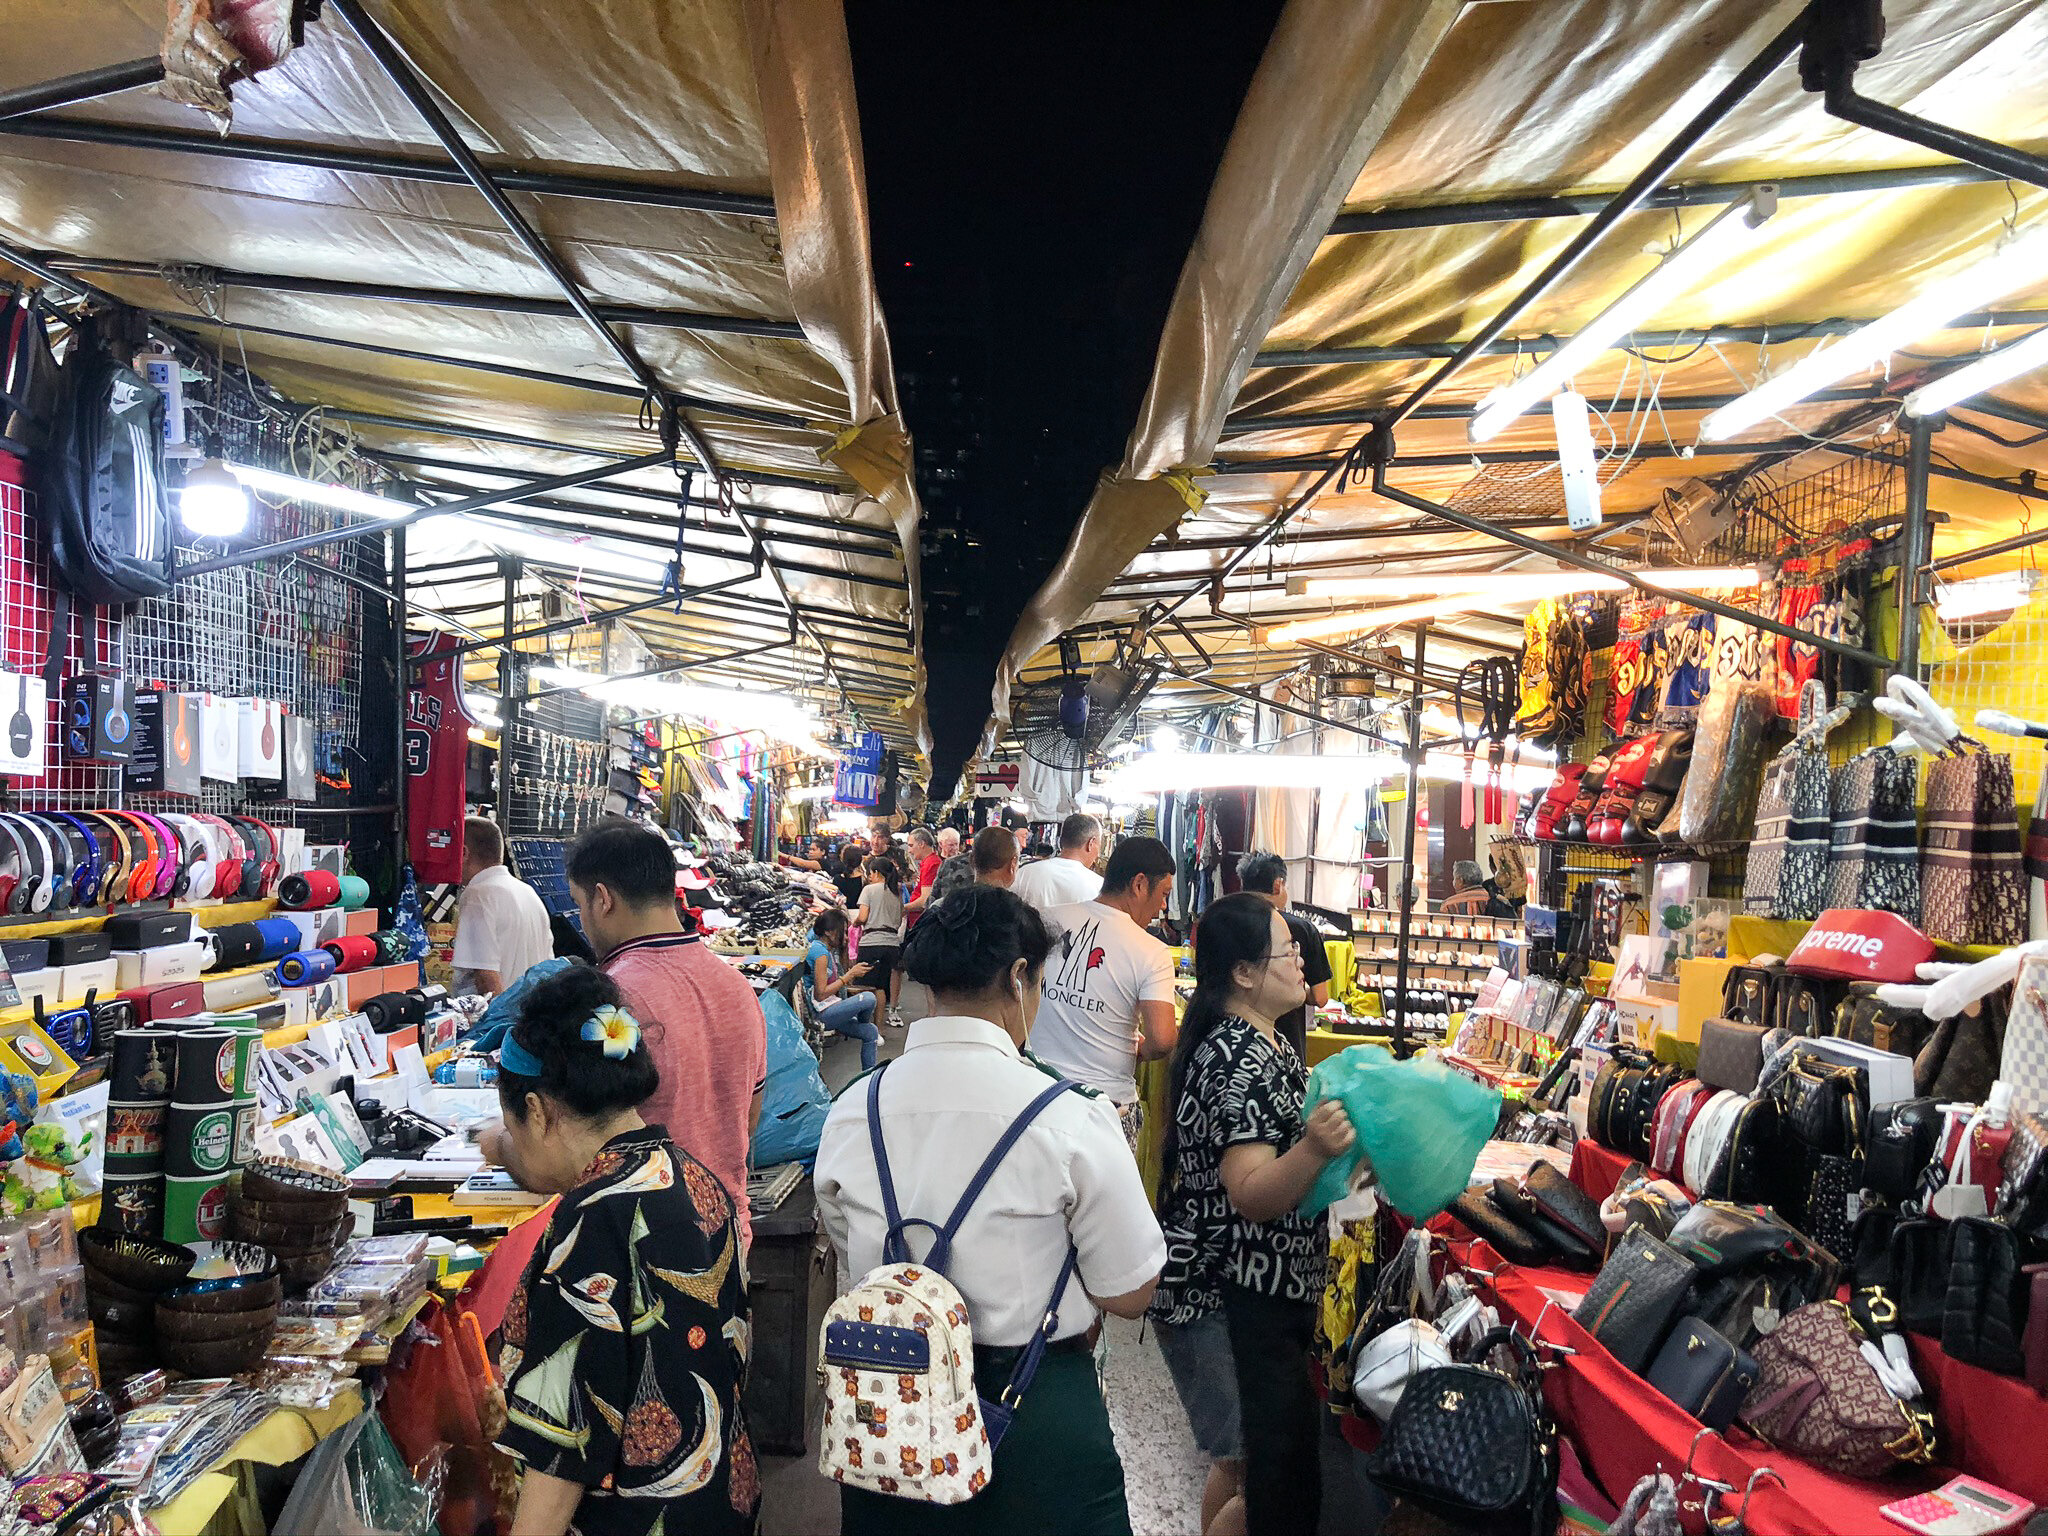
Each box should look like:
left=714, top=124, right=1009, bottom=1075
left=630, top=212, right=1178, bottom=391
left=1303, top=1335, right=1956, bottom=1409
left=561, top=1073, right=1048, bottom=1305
left=1012, top=636, right=1157, bottom=770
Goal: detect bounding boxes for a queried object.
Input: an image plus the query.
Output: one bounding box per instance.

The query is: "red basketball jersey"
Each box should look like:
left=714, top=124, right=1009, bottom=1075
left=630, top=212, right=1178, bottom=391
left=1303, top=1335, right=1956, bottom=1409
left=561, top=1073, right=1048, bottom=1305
left=405, top=632, right=474, bottom=885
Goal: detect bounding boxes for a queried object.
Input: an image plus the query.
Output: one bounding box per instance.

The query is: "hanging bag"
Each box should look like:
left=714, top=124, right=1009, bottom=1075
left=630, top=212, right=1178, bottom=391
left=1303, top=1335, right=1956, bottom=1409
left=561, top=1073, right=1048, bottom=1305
left=1824, top=745, right=1921, bottom=922
left=0, top=287, right=60, bottom=461
left=1921, top=737, right=2027, bottom=946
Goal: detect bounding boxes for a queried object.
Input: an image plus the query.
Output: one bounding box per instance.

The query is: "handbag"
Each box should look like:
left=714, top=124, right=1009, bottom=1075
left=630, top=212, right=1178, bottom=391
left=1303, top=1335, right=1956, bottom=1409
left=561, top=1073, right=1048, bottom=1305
left=1683, top=1091, right=1747, bottom=1194
left=1364, top=1326, right=1558, bottom=1533
left=1916, top=993, right=2008, bottom=1104
left=2023, top=1263, right=2048, bottom=1392
left=1866, top=1097, right=1941, bottom=1208
left=1996, top=1111, right=2048, bottom=1241
left=1525, top=1161, right=1606, bottom=1255
left=1708, top=1096, right=1780, bottom=1205
left=1491, top=1179, right=1598, bottom=1269
left=1448, top=1189, right=1554, bottom=1267
left=1697, top=1018, right=1767, bottom=1094
left=1887, top=1217, right=1953, bottom=1335
left=1740, top=1300, right=1933, bottom=1478
left=1832, top=983, right=1932, bottom=1060
left=2002, top=953, right=2048, bottom=1117
left=1825, top=746, right=1922, bottom=923
left=1921, top=740, right=2027, bottom=946
left=1572, top=1223, right=1698, bottom=1373
left=1647, top=1316, right=1759, bottom=1432
left=1746, top=736, right=1832, bottom=919
left=1942, top=1215, right=2030, bottom=1377
left=1354, top=1318, right=1453, bottom=1423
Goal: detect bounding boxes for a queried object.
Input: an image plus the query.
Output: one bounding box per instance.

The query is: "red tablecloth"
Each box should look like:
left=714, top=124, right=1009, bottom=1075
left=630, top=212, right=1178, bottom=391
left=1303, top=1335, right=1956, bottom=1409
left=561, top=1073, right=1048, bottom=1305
left=1568, top=1136, right=1650, bottom=1203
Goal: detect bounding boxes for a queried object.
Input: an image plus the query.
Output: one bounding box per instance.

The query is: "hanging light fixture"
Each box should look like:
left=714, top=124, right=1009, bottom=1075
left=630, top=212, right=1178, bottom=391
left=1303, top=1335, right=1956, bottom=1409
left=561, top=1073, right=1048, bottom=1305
left=1285, top=566, right=1761, bottom=601
left=1702, top=223, right=2048, bottom=442
left=1905, top=325, right=2048, bottom=418
left=1469, top=185, right=1779, bottom=443
left=175, top=458, right=251, bottom=537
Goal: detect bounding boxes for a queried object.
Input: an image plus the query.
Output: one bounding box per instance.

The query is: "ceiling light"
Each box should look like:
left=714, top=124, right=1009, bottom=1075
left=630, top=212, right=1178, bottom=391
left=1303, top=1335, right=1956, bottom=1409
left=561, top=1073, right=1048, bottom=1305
left=532, top=666, right=827, bottom=753
left=787, top=784, right=836, bottom=802
left=1905, top=325, right=2048, bottom=417
left=175, top=458, right=251, bottom=537
left=425, top=516, right=676, bottom=585
left=1259, top=592, right=1500, bottom=646
left=1470, top=186, right=1778, bottom=443
left=230, top=463, right=412, bottom=519
left=1702, top=224, right=2048, bottom=442
left=1935, top=570, right=2039, bottom=621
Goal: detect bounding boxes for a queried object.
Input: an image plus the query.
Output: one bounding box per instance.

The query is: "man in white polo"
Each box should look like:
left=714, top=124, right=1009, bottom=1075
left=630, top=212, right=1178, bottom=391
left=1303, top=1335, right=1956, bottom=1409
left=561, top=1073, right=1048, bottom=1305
left=1010, top=812, right=1105, bottom=913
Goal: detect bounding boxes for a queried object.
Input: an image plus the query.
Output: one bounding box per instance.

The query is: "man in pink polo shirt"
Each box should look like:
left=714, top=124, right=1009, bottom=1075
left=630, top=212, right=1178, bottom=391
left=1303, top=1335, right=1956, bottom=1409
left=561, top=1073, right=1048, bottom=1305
left=567, top=818, right=767, bottom=1249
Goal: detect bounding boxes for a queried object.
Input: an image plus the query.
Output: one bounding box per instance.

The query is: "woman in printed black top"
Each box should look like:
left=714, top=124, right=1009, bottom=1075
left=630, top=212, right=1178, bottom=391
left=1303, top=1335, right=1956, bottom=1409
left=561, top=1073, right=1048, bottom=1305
left=492, top=964, right=758, bottom=1536
left=1150, top=893, right=1357, bottom=1536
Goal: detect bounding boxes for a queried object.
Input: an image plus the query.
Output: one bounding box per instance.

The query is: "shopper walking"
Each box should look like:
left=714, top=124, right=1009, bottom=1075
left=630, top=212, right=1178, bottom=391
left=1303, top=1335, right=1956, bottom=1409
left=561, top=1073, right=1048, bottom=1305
left=907, top=826, right=943, bottom=902
left=1235, top=852, right=1333, bottom=1060
left=1028, top=836, right=1178, bottom=1149
left=815, top=886, right=1165, bottom=1536
left=900, top=828, right=1020, bottom=1023
left=451, top=817, right=554, bottom=997
left=1009, top=813, right=1104, bottom=912
left=834, top=844, right=868, bottom=906
left=566, top=818, right=768, bottom=1251
left=1152, top=891, right=1356, bottom=1536
left=803, top=909, right=882, bottom=1070
left=492, top=964, right=757, bottom=1535
left=855, top=855, right=907, bottom=1023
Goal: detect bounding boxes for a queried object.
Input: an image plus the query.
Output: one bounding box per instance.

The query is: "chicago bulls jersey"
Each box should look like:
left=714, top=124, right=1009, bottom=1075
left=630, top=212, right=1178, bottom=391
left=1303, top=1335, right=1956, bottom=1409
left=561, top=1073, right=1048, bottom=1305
left=1023, top=898, right=1178, bottom=1104
left=405, top=632, right=475, bottom=886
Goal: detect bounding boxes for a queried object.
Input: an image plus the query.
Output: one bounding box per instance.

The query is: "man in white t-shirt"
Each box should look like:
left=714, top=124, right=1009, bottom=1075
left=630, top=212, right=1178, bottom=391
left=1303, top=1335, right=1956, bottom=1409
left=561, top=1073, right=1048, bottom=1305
left=1028, top=836, right=1178, bottom=1149
left=450, top=817, right=554, bottom=996
left=1010, top=812, right=1105, bottom=912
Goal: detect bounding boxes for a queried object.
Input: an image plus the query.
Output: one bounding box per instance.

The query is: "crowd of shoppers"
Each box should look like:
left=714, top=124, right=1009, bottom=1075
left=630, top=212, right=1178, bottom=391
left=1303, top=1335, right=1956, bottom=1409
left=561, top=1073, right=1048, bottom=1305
left=472, top=810, right=1365, bottom=1536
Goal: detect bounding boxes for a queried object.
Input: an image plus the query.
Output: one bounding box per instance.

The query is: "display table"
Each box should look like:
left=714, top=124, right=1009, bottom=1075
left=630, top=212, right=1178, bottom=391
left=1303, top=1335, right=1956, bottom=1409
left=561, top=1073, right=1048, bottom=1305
left=150, top=1384, right=365, bottom=1536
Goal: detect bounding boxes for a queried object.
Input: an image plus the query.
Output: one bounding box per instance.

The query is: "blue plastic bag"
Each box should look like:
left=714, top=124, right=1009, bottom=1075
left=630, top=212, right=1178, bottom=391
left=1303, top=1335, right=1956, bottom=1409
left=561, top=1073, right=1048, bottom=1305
left=463, top=956, right=577, bottom=1054
left=1300, top=1044, right=1500, bottom=1221
left=750, top=990, right=830, bottom=1170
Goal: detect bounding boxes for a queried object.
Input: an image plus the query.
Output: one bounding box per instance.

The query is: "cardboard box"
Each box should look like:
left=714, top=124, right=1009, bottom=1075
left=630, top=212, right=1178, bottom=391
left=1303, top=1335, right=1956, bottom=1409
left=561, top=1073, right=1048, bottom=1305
left=114, top=940, right=209, bottom=990
left=0, top=671, right=48, bottom=778
left=344, top=908, right=379, bottom=938
left=346, top=967, right=387, bottom=1008
left=234, top=698, right=283, bottom=780
left=294, top=845, right=346, bottom=877
left=281, top=715, right=315, bottom=800
left=58, top=959, right=119, bottom=1002
left=277, top=909, right=344, bottom=949
left=1677, top=956, right=1740, bottom=1037
left=199, top=694, right=239, bottom=782
left=124, top=690, right=204, bottom=796
left=61, top=675, right=133, bottom=763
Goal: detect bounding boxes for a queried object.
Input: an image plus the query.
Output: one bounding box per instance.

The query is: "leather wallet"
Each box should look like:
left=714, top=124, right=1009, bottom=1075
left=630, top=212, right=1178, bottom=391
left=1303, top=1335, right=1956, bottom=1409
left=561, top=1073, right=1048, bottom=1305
left=1697, top=1017, right=1768, bottom=1094
left=1526, top=1161, right=1605, bottom=1254
left=1448, top=1189, right=1553, bottom=1267
left=1647, top=1315, right=1759, bottom=1431
left=1491, top=1179, right=1597, bottom=1269
left=1573, top=1223, right=1699, bottom=1373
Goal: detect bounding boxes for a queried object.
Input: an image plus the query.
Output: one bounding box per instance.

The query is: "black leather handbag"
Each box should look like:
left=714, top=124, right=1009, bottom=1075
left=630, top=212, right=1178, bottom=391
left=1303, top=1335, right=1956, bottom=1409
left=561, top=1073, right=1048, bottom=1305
left=1449, top=1189, right=1555, bottom=1267
left=1365, top=1326, right=1558, bottom=1534
left=1943, top=1216, right=2030, bottom=1376
left=1888, top=1218, right=1954, bottom=1336
left=1573, top=1223, right=1698, bottom=1373
left=1710, top=1096, right=1780, bottom=1204
left=1526, top=1161, right=1606, bottom=1254
left=1490, top=1179, right=1598, bottom=1269
left=1867, top=1097, right=1941, bottom=1207
left=1647, top=1315, right=1760, bottom=1431
left=1995, top=1111, right=2048, bottom=1242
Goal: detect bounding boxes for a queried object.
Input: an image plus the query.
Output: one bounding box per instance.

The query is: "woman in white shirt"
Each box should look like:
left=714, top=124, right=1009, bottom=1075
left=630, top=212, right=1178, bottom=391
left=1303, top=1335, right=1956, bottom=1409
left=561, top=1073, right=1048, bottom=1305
left=815, top=885, right=1166, bottom=1536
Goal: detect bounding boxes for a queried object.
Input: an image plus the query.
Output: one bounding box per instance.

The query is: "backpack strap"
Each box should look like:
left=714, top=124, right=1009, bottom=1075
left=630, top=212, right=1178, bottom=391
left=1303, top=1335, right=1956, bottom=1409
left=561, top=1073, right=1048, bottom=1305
left=867, top=1067, right=1084, bottom=1275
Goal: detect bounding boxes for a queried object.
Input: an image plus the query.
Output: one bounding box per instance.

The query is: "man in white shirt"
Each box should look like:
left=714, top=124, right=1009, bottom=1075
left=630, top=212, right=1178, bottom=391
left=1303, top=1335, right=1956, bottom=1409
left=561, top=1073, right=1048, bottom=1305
left=1010, top=812, right=1105, bottom=912
left=450, top=816, right=554, bottom=996
left=1028, top=836, right=1178, bottom=1149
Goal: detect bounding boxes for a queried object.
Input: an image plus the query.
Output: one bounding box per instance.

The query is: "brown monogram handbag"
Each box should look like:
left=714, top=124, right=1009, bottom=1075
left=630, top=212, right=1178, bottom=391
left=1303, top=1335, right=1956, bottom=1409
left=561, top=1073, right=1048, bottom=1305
left=1739, top=1301, right=1933, bottom=1477
left=1921, top=739, right=2026, bottom=946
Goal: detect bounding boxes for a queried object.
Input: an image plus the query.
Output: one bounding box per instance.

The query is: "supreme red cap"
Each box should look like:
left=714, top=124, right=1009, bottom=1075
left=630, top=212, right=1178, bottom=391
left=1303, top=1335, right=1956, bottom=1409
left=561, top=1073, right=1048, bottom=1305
left=1784, top=909, right=1934, bottom=982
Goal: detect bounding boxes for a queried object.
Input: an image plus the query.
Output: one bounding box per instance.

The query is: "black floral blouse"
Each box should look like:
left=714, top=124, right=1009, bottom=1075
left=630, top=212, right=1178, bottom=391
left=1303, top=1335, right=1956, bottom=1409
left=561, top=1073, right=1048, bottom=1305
left=496, top=1126, right=759, bottom=1536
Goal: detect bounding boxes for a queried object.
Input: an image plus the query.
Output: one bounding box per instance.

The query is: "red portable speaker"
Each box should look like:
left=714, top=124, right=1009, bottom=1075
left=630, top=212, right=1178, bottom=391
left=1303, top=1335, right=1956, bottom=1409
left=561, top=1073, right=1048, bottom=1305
left=278, top=869, right=341, bottom=910
left=321, top=935, right=381, bottom=974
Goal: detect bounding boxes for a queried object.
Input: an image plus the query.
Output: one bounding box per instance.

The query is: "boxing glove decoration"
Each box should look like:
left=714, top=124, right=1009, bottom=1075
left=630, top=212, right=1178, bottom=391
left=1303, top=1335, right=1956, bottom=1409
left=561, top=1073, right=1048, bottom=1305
left=1561, top=752, right=1613, bottom=842
left=1623, top=729, right=1695, bottom=844
left=1585, top=734, right=1661, bottom=845
left=1533, top=765, right=1586, bottom=841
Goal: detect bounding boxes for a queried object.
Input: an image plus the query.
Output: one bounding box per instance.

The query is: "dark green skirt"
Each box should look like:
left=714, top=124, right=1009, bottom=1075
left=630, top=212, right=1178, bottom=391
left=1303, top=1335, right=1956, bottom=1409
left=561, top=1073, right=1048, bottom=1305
left=840, top=1345, right=1131, bottom=1536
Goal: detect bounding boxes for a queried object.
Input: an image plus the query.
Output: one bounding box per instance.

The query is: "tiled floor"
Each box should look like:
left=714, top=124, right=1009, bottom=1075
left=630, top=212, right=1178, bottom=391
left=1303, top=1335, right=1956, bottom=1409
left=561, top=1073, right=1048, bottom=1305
left=765, top=1027, right=1374, bottom=1536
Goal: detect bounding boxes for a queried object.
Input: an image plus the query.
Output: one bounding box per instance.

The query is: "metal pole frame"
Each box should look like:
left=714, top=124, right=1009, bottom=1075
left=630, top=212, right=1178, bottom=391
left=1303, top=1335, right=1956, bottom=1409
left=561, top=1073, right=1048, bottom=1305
left=1391, top=624, right=1429, bottom=1060
left=0, top=58, right=164, bottom=120
left=390, top=525, right=410, bottom=870
left=0, top=115, right=778, bottom=219
left=1897, top=416, right=1936, bottom=679
left=519, top=638, right=798, bottom=705
left=177, top=448, right=674, bottom=577
left=1369, top=463, right=1894, bottom=672
left=412, top=568, right=764, bottom=668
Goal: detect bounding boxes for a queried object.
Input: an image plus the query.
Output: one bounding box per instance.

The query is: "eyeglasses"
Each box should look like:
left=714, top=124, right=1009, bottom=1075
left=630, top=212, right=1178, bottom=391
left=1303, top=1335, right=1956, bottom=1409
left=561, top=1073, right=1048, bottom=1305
left=1260, top=941, right=1303, bottom=963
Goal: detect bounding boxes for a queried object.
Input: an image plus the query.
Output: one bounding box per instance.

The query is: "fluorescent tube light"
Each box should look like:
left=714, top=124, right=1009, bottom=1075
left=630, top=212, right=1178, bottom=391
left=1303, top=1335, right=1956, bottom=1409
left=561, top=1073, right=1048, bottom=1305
left=437, top=517, right=676, bottom=585
left=1703, top=225, right=2048, bottom=442
left=532, top=666, right=827, bottom=753
left=1260, top=592, right=1498, bottom=646
left=1935, top=570, right=2038, bottom=621
left=1287, top=565, right=1760, bottom=601
left=1906, top=325, right=2048, bottom=417
left=1470, top=187, right=1778, bottom=443
left=229, top=462, right=412, bottom=519
left=1096, top=750, right=1405, bottom=796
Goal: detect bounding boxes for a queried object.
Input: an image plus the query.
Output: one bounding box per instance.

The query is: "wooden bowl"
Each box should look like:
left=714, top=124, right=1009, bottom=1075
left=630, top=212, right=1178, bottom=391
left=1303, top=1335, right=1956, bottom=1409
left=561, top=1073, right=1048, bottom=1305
left=88, top=1295, right=154, bottom=1338
left=162, top=1331, right=270, bottom=1377
left=230, top=1189, right=349, bottom=1229
left=237, top=1159, right=351, bottom=1206
left=156, top=1301, right=278, bottom=1344
left=95, top=1340, right=157, bottom=1381
left=81, top=1269, right=156, bottom=1309
left=159, top=1274, right=281, bottom=1315
left=78, top=1228, right=194, bottom=1292
left=229, top=1210, right=343, bottom=1251
left=279, top=1252, right=339, bottom=1292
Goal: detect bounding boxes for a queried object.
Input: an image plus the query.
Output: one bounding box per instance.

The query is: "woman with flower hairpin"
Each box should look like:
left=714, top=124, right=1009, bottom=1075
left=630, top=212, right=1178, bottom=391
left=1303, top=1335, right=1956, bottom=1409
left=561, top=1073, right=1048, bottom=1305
left=492, top=963, right=758, bottom=1535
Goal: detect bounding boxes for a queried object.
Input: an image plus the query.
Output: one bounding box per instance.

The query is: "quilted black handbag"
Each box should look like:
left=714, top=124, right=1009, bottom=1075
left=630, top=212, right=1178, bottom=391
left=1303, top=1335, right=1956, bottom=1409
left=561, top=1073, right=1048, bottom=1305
left=1365, top=1326, right=1558, bottom=1535
left=1888, top=1218, right=1954, bottom=1336
left=1943, top=1215, right=2030, bottom=1376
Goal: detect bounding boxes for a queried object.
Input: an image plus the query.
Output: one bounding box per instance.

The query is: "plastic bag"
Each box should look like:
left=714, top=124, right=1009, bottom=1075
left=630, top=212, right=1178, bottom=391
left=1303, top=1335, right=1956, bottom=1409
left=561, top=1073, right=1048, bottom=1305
left=751, top=990, right=829, bottom=1169
left=274, top=1409, right=442, bottom=1536
left=1300, top=1044, right=1500, bottom=1220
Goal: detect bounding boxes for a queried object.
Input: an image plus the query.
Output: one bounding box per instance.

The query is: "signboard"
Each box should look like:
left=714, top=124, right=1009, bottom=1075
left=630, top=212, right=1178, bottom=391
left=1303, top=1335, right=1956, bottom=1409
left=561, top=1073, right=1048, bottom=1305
left=834, top=731, right=886, bottom=808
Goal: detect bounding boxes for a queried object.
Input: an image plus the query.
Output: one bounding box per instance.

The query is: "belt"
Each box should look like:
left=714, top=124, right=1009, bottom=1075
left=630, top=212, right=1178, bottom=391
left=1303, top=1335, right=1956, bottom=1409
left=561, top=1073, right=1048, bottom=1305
left=973, top=1324, right=1099, bottom=1367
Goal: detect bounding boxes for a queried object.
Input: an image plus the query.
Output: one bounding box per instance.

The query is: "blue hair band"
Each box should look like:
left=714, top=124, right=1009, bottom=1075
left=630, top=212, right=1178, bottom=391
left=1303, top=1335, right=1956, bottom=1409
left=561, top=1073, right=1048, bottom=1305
left=498, top=1034, right=546, bottom=1078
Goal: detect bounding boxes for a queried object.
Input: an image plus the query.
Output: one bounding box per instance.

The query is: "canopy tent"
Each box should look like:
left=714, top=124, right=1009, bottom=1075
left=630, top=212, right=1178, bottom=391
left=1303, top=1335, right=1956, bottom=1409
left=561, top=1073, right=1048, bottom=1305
left=0, top=0, right=927, bottom=754
left=993, top=0, right=2048, bottom=746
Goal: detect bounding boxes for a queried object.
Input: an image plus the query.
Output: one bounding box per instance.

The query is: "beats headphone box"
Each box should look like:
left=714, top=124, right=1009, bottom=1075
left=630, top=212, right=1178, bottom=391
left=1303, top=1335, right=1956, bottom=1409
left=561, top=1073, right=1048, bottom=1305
left=125, top=690, right=204, bottom=796
left=62, top=675, right=133, bottom=763
left=0, top=671, right=48, bottom=778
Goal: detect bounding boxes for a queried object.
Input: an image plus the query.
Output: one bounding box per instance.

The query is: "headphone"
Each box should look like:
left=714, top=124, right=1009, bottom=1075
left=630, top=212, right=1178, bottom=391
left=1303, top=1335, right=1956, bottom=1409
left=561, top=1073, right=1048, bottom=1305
left=158, top=814, right=215, bottom=900
left=52, top=813, right=107, bottom=906
left=0, top=814, right=55, bottom=913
